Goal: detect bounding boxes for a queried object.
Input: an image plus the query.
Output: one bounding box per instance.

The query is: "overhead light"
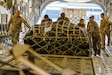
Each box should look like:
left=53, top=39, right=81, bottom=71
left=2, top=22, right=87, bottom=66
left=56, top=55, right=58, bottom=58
left=63, top=0, right=92, bottom=2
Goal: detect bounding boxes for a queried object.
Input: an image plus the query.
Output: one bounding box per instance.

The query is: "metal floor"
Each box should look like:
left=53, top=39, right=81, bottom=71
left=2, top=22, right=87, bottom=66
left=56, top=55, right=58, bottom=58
left=0, top=42, right=112, bottom=75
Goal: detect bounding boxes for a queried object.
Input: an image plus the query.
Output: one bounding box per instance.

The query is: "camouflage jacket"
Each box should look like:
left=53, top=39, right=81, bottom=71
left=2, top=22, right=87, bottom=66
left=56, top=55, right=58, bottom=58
left=87, top=21, right=100, bottom=39
left=57, top=17, right=70, bottom=22
left=100, top=18, right=107, bottom=32
left=7, top=15, right=31, bottom=31
left=77, top=23, right=85, bottom=28
left=103, top=20, right=112, bottom=32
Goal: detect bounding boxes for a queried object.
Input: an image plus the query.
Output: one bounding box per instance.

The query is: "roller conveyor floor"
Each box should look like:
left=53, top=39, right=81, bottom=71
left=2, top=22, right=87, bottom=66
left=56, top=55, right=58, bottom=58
left=33, top=54, right=112, bottom=75
left=0, top=54, right=112, bottom=75
left=0, top=42, right=112, bottom=75
left=35, top=55, right=95, bottom=75
left=105, top=46, right=112, bottom=57
left=0, top=56, right=111, bottom=75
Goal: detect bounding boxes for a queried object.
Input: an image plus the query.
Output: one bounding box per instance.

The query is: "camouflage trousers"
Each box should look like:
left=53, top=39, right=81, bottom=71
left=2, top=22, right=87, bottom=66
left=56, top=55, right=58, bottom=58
left=88, top=33, right=101, bottom=55
left=92, top=37, right=101, bottom=55
left=104, top=31, right=110, bottom=46
left=11, top=30, right=20, bottom=44
left=101, top=31, right=110, bottom=48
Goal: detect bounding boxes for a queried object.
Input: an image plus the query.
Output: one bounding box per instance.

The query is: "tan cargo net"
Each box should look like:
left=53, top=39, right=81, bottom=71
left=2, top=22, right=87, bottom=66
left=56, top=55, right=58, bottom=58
left=25, top=21, right=91, bottom=56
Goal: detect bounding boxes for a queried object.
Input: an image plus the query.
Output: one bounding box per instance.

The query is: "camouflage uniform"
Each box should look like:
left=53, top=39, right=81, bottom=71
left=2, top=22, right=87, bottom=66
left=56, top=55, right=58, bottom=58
left=41, top=18, right=52, bottom=23
left=103, top=20, right=112, bottom=46
left=57, top=17, right=69, bottom=21
left=87, top=21, right=101, bottom=55
left=100, top=18, right=107, bottom=48
left=57, top=17, right=70, bottom=25
left=77, top=23, right=85, bottom=28
left=7, top=15, right=31, bottom=44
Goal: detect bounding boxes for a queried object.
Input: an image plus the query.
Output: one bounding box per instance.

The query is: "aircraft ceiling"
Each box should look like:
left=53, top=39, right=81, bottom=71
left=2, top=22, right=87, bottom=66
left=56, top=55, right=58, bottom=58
left=63, top=0, right=92, bottom=2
